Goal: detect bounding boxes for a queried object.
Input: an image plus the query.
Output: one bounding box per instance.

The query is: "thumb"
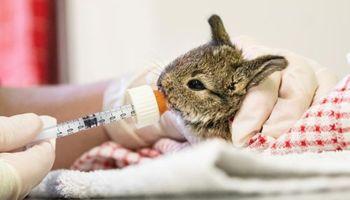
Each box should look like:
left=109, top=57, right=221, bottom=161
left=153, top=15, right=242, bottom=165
left=0, top=113, right=43, bottom=151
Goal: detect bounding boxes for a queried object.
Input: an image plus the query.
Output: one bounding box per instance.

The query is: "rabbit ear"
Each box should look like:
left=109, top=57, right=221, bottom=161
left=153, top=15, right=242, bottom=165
left=245, top=55, right=288, bottom=88
left=208, top=14, right=232, bottom=46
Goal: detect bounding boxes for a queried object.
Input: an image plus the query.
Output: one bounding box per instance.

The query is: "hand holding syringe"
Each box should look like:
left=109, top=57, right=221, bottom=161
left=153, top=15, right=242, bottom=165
left=33, top=85, right=167, bottom=142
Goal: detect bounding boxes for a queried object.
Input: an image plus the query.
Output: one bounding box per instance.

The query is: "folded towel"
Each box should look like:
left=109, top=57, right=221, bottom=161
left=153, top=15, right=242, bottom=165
left=31, top=140, right=350, bottom=198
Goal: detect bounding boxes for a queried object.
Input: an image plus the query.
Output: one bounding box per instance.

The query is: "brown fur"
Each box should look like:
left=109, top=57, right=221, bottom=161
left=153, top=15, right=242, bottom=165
left=157, top=14, right=288, bottom=141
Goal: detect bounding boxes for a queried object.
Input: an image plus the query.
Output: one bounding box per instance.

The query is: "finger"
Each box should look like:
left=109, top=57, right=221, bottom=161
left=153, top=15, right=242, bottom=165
left=0, top=113, right=43, bottom=151
left=312, top=67, right=339, bottom=104
left=261, top=55, right=318, bottom=138
left=6, top=115, right=57, bottom=153
left=305, top=58, right=339, bottom=103
left=231, top=72, right=281, bottom=147
left=0, top=139, right=56, bottom=196
left=231, top=39, right=282, bottom=147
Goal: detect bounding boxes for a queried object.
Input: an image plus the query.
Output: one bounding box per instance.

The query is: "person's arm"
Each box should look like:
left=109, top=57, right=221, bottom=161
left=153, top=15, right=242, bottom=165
left=0, top=81, right=111, bottom=169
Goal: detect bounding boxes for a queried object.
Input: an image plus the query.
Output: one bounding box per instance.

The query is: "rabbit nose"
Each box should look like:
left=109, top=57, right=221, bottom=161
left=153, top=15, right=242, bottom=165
left=157, top=80, right=163, bottom=89
left=158, top=84, right=165, bottom=94
left=156, top=79, right=165, bottom=93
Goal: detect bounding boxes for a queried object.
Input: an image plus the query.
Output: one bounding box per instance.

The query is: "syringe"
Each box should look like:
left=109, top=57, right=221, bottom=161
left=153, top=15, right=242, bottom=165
left=33, top=85, right=167, bottom=142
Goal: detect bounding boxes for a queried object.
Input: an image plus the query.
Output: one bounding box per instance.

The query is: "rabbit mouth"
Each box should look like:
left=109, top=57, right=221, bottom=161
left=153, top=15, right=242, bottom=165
left=166, top=101, right=182, bottom=115
left=170, top=105, right=182, bottom=114
left=156, top=84, right=181, bottom=114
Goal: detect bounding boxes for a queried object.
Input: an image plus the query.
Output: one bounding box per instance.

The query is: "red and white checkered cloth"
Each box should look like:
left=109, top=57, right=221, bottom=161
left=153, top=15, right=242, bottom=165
left=71, top=142, right=161, bottom=171
left=71, top=138, right=189, bottom=171
left=72, top=74, right=350, bottom=171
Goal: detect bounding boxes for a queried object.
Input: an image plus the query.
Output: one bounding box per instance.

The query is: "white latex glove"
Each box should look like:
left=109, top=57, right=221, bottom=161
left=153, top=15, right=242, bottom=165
left=231, top=36, right=339, bottom=147
left=103, top=70, right=186, bottom=149
left=0, top=113, right=56, bottom=200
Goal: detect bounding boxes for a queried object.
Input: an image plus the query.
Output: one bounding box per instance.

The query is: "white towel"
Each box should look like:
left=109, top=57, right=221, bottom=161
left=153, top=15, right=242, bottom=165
left=31, top=140, right=350, bottom=198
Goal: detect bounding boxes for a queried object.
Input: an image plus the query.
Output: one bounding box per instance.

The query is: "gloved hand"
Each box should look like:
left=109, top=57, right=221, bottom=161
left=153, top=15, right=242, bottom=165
left=103, top=70, right=187, bottom=149
left=230, top=36, right=339, bottom=147
left=0, top=113, right=56, bottom=200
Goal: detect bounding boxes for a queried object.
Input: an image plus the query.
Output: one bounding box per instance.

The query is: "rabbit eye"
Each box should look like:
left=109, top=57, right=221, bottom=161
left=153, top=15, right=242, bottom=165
left=187, top=79, right=206, bottom=91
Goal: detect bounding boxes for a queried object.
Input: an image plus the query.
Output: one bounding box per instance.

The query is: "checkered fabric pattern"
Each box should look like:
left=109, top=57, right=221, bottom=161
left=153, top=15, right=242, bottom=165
left=71, top=142, right=161, bottom=171
left=72, top=75, right=350, bottom=171
left=71, top=139, right=189, bottom=171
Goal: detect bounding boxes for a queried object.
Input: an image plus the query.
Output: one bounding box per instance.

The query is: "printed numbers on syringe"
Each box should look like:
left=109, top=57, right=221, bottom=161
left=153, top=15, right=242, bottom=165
left=56, top=119, right=84, bottom=137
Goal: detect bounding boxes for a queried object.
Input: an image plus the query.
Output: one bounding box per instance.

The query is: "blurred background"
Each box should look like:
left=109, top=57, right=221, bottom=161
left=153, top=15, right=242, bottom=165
left=1, top=0, right=350, bottom=86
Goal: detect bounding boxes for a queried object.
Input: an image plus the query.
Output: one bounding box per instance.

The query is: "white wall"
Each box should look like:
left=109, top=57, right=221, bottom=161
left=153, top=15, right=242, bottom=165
left=65, top=0, right=350, bottom=83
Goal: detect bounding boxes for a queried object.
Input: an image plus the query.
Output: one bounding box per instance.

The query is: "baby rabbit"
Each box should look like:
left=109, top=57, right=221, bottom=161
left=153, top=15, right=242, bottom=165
left=157, top=15, right=288, bottom=141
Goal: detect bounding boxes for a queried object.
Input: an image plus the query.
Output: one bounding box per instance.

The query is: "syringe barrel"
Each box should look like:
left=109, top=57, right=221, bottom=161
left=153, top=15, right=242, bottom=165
left=32, top=104, right=136, bottom=142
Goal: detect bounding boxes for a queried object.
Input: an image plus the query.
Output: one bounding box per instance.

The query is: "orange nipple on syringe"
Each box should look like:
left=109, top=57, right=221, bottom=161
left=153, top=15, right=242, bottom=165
left=126, top=85, right=168, bottom=128
left=153, top=90, right=167, bottom=115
